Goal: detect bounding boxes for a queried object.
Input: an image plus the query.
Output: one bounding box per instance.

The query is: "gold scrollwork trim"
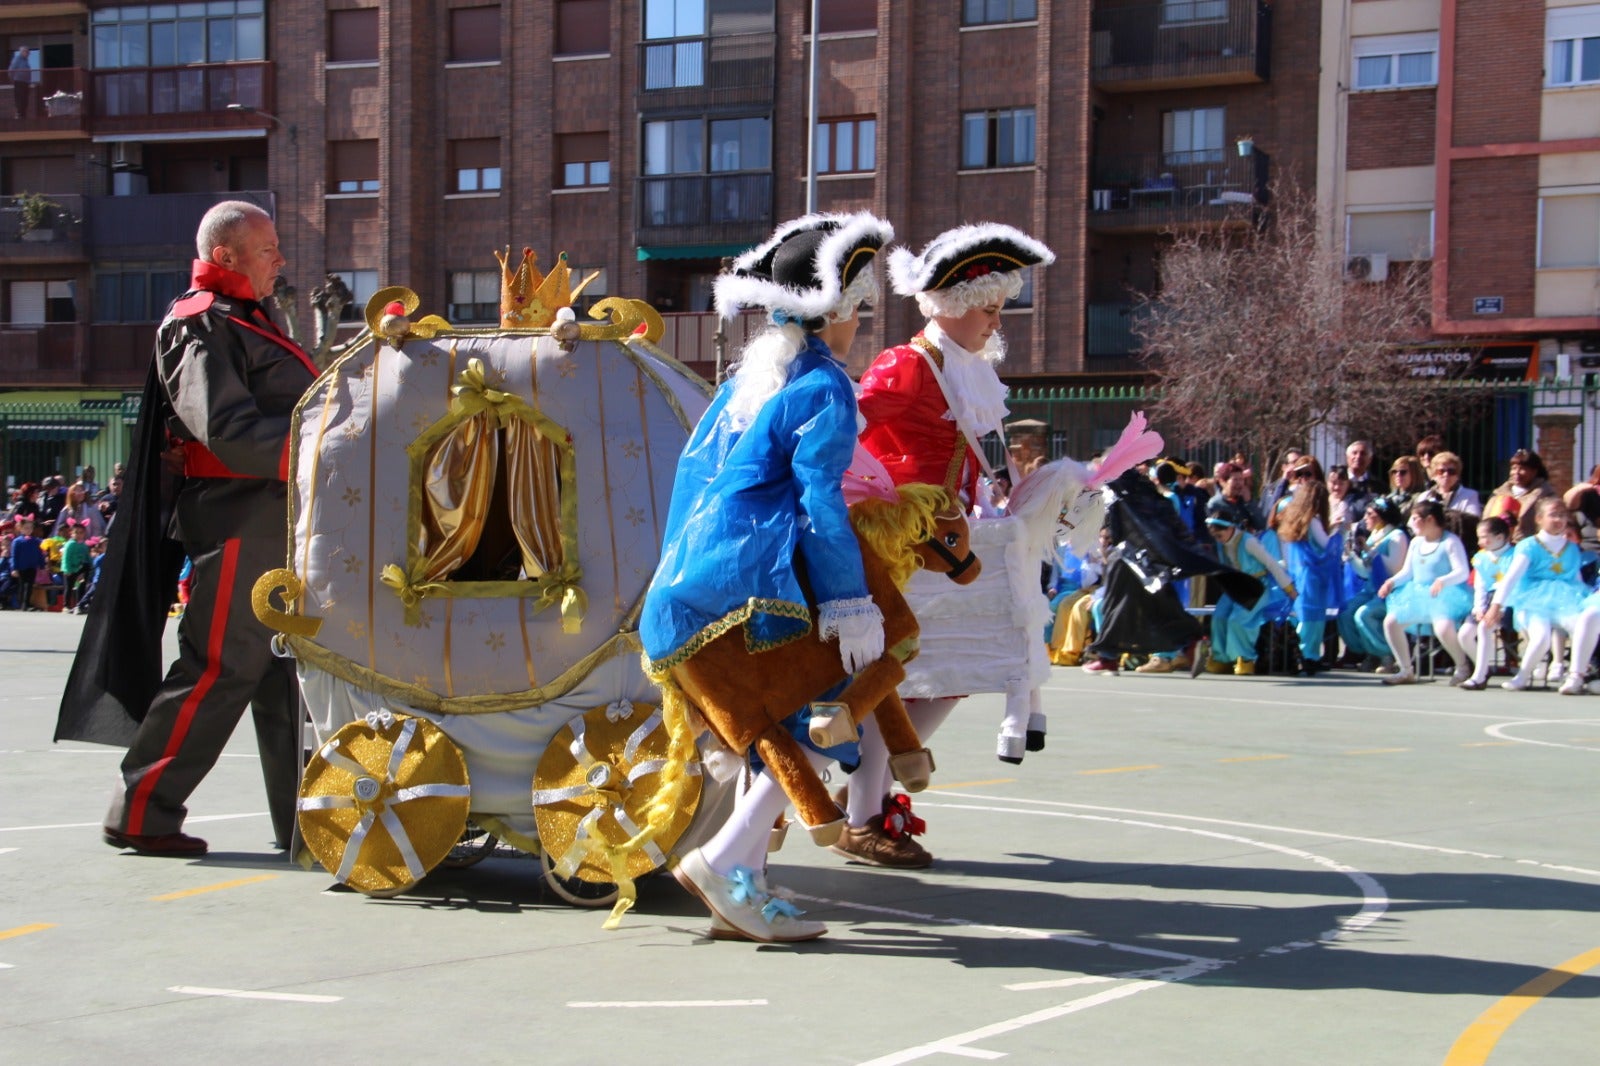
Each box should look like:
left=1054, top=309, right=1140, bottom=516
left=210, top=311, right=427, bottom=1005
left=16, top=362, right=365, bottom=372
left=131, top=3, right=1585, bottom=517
left=641, top=597, right=812, bottom=675
left=581, top=297, right=664, bottom=342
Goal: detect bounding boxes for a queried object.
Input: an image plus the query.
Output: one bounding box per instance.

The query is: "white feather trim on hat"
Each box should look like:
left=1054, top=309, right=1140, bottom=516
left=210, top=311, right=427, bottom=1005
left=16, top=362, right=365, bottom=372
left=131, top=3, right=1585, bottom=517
left=714, top=211, right=893, bottom=321
left=889, top=222, right=1056, bottom=296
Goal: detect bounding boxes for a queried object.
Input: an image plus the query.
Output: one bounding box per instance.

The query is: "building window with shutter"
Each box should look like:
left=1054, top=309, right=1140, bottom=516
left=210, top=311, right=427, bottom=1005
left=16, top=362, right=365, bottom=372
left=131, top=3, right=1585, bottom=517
left=450, top=139, right=501, bottom=193
left=556, top=0, right=609, bottom=56
left=449, top=5, right=501, bottom=63
left=328, top=8, right=379, bottom=64
left=960, top=108, right=1035, bottom=169
left=815, top=117, right=876, bottom=175
left=1548, top=6, right=1600, bottom=87
left=1162, top=107, right=1224, bottom=165
left=961, top=0, right=1036, bottom=27
left=812, top=0, right=876, bottom=34
left=8, top=280, right=75, bottom=325
left=557, top=133, right=610, bottom=188
left=1351, top=33, right=1438, bottom=91
left=448, top=270, right=500, bottom=323
left=332, top=269, right=378, bottom=322
left=329, top=140, right=379, bottom=195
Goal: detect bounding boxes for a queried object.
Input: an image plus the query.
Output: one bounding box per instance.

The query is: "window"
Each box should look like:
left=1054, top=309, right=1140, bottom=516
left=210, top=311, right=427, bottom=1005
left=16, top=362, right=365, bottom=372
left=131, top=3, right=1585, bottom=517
left=709, top=117, right=770, bottom=172
left=812, top=0, right=876, bottom=33
left=449, top=5, right=500, bottom=63
left=8, top=280, right=75, bottom=325
left=1161, top=0, right=1226, bottom=23
left=815, top=117, right=876, bottom=174
left=1347, top=209, right=1434, bottom=261
left=1352, top=33, right=1438, bottom=90
left=567, top=265, right=608, bottom=310
left=329, top=140, right=379, bottom=194
left=557, top=132, right=609, bottom=187
left=1539, top=194, right=1600, bottom=268
left=961, top=108, right=1036, bottom=169
left=643, top=118, right=705, bottom=175
left=2, top=155, right=74, bottom=195
left=93, top=265, right=185, bottom=322
left=642, top=0, right=705, bottom=89
left=91, top=2, right=265, bottom=68
left=556, top=0, right=609, bottom=55
left=640, top=114, right=772, bottom=228
left=961, top=0, right=1036, bottom=26
left=1004, top=268, right=1034, bottom=310
left=645, top=0, right=705, bottom=39
left=449, top=270, right=500, bottom=322
left=333, top=269, right=378, bottom=322
left=329, top=8, right=379, bottom=64
left=1548, top=6, right=1600, bottom=87
left=1162, top=107, right=1224, bottom=164
left=450, top=139, right=501, bottom=193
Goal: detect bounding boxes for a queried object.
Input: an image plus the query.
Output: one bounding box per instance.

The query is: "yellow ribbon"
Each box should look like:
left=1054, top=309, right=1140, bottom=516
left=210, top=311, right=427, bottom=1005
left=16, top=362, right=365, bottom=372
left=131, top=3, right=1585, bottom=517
left=450, top=358, right=516, bottom=425
left=533, top=578, right=587, bottom=634
left=380, top=562, right=450, bottom=627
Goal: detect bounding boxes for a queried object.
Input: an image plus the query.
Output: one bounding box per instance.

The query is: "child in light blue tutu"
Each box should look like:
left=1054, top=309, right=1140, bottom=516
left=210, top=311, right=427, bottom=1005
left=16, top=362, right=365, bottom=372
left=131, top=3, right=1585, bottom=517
left=1483, top=496, right=1588, bottom=691
left=1376, top=500, right=1471, bottom=685
left=1457, top=516, right=1513, bottom=690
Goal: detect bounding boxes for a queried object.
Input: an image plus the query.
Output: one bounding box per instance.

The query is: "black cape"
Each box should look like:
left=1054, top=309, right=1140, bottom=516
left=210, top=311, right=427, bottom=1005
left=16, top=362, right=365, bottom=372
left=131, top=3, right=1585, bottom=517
left=55, top=360, right=187, bottom=746
left=1088, top=472, right=1264, bottom=658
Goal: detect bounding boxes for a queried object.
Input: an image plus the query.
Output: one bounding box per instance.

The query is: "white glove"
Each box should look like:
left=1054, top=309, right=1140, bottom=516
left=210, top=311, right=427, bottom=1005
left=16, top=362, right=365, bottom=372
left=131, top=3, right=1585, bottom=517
left=834, top=611, right=885, bottom=675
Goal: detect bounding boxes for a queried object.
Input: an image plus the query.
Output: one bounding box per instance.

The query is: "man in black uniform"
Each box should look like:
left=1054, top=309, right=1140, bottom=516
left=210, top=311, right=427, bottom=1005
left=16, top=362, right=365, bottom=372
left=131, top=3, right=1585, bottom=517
left=57, top=200, right=317, bottom=856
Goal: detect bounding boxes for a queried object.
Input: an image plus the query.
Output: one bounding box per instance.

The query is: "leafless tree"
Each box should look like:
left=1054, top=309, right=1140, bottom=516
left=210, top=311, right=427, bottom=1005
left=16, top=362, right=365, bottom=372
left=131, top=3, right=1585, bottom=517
left=1133, top=180, right=1445, bottom=482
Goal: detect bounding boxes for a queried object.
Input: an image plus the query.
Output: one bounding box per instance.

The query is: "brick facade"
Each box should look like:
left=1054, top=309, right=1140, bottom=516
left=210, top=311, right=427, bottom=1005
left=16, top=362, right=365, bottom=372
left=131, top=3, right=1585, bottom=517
left=1347, top=89, right=1436, bottom=171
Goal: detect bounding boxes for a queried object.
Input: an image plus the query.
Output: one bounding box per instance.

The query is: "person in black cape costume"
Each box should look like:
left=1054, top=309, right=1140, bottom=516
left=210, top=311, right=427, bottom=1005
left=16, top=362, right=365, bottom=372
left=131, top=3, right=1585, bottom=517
left=1088, top=470, right=1263, bottom=659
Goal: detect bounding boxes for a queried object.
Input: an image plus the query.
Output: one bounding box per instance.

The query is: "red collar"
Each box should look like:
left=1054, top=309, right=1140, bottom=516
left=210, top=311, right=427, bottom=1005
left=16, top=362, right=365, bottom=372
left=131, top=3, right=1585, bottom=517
left=189, top=259, right=260, bottom=302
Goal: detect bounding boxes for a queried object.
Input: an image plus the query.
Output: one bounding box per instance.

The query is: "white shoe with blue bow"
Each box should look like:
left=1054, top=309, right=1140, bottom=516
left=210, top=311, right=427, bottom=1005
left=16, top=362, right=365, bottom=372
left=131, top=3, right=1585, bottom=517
left=673, top=847, right=826, bottom=943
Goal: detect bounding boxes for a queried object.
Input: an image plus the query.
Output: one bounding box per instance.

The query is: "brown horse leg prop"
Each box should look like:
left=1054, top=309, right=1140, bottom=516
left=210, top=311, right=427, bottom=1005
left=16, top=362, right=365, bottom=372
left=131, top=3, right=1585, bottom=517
left=808, top=656, right=909, bottom=748
left=872, top=690, right=936, bottom=792
left=752, top=726, right=846, bottom=846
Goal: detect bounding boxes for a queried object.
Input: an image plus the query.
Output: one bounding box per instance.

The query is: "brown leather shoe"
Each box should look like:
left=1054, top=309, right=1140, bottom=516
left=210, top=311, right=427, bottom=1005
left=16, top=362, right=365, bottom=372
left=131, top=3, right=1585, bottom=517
left=830, top=823, right=933, bottom=868
left=103, top=828, right=208, bottom=856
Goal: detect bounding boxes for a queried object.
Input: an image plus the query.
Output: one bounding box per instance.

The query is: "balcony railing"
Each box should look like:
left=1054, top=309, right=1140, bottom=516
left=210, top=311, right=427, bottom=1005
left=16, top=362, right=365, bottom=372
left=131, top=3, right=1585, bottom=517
left=86, top=190, right=274, bottom=249
left=1091, top=0, right=1270, bottom=91
left=1088, top=150, right=1267, bottom=231
left=636, top=32, right=776, bottom=109
left=636, top=172, right=774, bottom=247
left=0, top=67, right=90, bottom=138
left=0, top=192, right=86, bottom=256
left=0, top=323, right=154, bottom=389
left=89, top=61, right=274, bottom=135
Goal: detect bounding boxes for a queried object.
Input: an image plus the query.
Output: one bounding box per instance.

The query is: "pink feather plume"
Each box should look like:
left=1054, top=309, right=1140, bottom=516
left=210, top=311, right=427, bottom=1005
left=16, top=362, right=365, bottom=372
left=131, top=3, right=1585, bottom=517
left=842, top=443, right=900, bottom=505
left=1086, top=411, right=1164, bottom=488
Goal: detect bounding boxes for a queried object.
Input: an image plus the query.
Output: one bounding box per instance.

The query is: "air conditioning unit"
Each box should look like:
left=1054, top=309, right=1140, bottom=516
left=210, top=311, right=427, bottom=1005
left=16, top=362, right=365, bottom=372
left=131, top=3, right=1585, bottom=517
left=1345, top=253, right=1389, bottom=282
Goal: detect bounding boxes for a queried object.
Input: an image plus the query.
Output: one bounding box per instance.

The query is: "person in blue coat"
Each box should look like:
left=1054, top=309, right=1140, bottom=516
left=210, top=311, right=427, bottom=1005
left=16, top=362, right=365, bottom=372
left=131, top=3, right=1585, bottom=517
left=643, top=211, right=894, bottom=943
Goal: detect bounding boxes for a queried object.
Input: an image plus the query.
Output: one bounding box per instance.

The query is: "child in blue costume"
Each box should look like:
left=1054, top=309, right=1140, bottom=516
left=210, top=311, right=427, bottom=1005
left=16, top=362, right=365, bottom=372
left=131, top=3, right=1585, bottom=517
left=1458, top=516, right=1512, bottom=690
left=1484, top=496, right=1588, bottom=692
left=1339, top=496, right=1409, bottom=669
left=642, top=212, right=894, bottom=944
left=1203, top=496, right=1295, bottom=675
left=1376, top=500, right=1472, bottom=685
left=1275, top=461, right=1345, bottom=674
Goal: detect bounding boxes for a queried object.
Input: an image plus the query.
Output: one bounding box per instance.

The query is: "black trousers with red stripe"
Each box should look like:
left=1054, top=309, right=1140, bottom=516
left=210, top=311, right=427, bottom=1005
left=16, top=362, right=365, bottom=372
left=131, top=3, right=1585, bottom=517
left=106, top=535, right=301, bottom=847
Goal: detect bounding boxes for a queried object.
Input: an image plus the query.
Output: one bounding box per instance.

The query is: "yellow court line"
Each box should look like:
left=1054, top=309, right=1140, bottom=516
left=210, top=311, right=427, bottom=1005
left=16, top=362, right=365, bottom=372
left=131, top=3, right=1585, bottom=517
left=150, top=874, right=278, bottom=902
left=0, top=923, right=56, bottom=941
left=1079, top=764, right=1162, bottom=775
left=1342, top=748, right=1410, bottom=755
left=1217, top=754, right=1291, bottom=763
left=1443, top=945, right=1600, bottom=1065
left=927, top=778, right=1018, bottom=791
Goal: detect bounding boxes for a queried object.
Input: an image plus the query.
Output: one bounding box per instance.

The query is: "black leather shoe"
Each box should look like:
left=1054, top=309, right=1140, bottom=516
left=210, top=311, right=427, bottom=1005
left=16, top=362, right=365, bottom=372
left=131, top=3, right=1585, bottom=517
left=103, top=828, right=209, bottom=856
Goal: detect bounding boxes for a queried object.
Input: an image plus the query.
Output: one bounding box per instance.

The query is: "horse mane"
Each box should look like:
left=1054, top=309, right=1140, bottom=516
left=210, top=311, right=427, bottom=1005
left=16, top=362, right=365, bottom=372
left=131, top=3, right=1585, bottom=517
left=850, top=483, right=958, bottom=589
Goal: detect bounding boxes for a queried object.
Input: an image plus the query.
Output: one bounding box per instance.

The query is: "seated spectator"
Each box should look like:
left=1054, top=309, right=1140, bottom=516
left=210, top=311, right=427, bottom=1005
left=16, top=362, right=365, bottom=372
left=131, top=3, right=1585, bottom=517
left=1386, top=455, right=1427, bottom=522
left=1484, top=448, right=1559, bottom=542
left=57, top=480, right=106, bottom=539
left=1050, top=527, right=1110, bottom=667
left=1420, top=449, right=1483, bottom=553
left=1414, top=433, right=1445, bottom=473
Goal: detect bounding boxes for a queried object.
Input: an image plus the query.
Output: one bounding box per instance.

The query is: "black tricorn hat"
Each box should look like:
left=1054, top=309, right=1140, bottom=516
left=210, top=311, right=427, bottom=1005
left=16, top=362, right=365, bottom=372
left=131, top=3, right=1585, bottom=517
left=889, top=222, right=1055, bottom=295
left=714, top=212, right=894, bottom=320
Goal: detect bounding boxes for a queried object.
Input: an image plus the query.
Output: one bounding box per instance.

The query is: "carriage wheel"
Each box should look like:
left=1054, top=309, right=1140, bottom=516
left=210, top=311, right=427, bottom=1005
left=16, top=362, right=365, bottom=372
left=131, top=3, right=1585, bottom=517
left=439, top=821, right=499, bottom=869
left=297, top=711, right=471, bottom=896
left=531, top=700, right=702, bottom=903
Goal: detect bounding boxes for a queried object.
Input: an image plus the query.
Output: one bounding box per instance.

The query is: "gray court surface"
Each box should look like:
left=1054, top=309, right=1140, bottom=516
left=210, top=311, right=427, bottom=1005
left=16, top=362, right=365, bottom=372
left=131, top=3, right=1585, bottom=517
left=3, top=610, right=1598, bottom=1065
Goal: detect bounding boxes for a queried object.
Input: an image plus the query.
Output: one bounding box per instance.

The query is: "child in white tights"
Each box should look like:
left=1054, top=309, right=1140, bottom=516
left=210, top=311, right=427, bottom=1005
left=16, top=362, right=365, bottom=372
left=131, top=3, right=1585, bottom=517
left=1458, top=517, right=1512, bottom=690
left=1376, top=500, right=1471, bottom=685
left=1483, top=497, right=1587, bottom=692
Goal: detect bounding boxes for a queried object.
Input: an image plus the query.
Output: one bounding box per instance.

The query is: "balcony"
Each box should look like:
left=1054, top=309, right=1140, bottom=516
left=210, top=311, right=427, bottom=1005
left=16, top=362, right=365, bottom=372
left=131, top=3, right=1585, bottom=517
left=1091, top=0, right=1270, bottom=92
left=0, top=193, right=86, bottom=262
left=0, top=67, right=90, bottom=140
left=89, top=61, right=274, bottom=136
left=636, top=173, right=773, bottom=249
left=0, top=323, right=153, bottom=389
left=0, top=1, right=89, bottom=11
left=1088, top=150, right=1266, bottom=233
left=636, top=32, right=777, bottom=110
left=86, top=190, right=274, bottom=252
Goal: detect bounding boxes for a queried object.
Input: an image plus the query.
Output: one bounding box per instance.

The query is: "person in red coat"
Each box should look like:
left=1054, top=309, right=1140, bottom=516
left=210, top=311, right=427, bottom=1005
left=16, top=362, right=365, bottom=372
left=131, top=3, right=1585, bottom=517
left=840, top=223, right=1055, bottom=868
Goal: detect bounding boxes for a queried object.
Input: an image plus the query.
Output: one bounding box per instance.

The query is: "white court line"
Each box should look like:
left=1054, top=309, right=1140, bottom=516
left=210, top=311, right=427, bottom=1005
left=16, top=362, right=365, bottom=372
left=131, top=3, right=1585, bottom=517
left=568, top=999, right=767, bottom=1009
left=0, top=848, right=16, bottom=856
left=0, top=812, right=264, bottom=834
left=790, top=892, right=1217, bottom=965
left=169, top=985, right=341, bottom=1003
left=851, top=806, right=1389, bottom=1066
left=1042, top=683, right=1600, bottom=724
left=1484, top=719, right=1600, bottom=754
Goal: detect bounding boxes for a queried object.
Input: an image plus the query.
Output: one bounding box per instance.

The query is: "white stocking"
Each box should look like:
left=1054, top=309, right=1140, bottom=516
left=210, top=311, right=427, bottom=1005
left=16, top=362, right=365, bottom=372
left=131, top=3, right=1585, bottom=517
left=1568, top=607, right=1600, bottom=680
left=845, top=697, right=961, bottom=828
left=1514, top=618, right=1554, bottom=684
left=1382, top=615, right=1412, bottom=673
left=1433, top=619, right=1466, bottom=668
left=699, top=747, right=833, bottom=877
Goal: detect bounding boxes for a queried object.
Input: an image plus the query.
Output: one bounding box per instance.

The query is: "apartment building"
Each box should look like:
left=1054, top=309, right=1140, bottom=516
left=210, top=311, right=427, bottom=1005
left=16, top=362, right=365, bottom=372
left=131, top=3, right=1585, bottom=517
left=0, top=0, right=1321, bottom=426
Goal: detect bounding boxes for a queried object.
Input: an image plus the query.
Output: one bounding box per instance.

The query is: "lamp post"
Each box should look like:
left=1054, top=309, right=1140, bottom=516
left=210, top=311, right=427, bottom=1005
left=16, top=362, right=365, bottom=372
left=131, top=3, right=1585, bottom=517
left=805, top=0, right=820, bottom=213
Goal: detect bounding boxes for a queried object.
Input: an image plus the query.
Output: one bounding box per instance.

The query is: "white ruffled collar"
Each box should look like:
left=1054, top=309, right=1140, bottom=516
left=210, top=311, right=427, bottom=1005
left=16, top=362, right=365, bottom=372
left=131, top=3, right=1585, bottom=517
left=922, top=321, right=1010, bottom=435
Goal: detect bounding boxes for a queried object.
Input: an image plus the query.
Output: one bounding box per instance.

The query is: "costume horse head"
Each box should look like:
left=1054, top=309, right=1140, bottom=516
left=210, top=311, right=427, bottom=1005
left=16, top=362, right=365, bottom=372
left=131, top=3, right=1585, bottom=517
left=648, top=481, right=978, bottom=843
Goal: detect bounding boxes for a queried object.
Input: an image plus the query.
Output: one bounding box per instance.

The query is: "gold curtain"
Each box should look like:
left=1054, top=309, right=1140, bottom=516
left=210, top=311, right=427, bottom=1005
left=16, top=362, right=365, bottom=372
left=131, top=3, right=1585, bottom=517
left=420, top=413, right=497, bottom=581
left=505, top=418, right=565, bottom=577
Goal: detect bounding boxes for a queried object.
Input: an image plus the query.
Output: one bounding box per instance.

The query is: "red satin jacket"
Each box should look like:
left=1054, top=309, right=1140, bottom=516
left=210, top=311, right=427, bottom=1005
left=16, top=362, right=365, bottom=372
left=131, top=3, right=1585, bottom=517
left=857, top=339, right=982, bottom=503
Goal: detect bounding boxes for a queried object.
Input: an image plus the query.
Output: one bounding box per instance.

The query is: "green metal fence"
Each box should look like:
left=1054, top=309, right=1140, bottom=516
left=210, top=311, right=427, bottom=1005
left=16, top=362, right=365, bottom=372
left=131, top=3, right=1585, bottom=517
left=0, top=398, right=139, bottom=492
